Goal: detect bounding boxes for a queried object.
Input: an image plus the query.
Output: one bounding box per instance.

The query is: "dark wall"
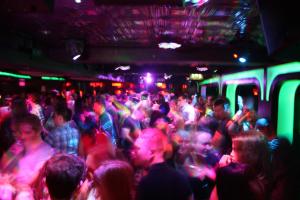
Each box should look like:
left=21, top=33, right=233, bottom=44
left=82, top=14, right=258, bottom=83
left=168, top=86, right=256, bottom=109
left=257, top=0, right=300, bottom=61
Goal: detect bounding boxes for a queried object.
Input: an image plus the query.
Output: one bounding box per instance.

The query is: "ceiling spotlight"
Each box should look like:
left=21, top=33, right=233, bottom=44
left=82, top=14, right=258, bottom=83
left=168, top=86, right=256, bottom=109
left=239, top=57, right=247, bottom=63
left=75, top=0, right=81, bottom=3
left=233, top=53, right=238, bottom=59
left=214, top=69, right=218, bottom=73
left=164, top=73, right=172, bottom=80
left=158, top=42, right=181, bottom=49
left=115, top=65, right=130, bottom=71
left=196, top=67, right=208, bottom=72
left=73, top=54, right=81, bottom=61
left=66, top=39, right=84, bottom=61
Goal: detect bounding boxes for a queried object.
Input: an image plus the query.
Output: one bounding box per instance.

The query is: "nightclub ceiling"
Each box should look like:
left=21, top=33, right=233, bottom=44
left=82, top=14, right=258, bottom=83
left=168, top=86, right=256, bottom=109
left=0, top=0, right=276, bottom=81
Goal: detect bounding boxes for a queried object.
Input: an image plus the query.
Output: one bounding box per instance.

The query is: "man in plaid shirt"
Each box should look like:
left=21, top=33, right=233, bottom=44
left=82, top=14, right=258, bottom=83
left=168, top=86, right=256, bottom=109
left=44, top=106, right=80, bottom=155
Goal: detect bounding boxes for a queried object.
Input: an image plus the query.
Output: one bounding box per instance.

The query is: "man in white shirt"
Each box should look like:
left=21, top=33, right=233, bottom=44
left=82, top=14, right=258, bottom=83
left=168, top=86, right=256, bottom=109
left=178, top=95, right=196, bottom=129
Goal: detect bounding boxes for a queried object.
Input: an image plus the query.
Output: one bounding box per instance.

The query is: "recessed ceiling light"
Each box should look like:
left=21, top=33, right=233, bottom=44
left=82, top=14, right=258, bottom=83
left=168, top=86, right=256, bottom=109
left=73, top=54, right=81, bottom=61
left=75, top=0, right=81, bottom=3
left=158, top=42, right=181, bottom=49
left=196, top=67, right=208, bottom=72
left=115, top=65, right=130, bottom=71
left=41, top=30, right=51, bottom=35
left=164, top=73, right=172, bottom=80
left=239, top=57, right=247, bottom=63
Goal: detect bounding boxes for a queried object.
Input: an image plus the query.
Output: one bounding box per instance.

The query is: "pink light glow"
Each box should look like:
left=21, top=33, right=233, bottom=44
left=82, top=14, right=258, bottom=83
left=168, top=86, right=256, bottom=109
left=19, top=79, right=25, bottom=87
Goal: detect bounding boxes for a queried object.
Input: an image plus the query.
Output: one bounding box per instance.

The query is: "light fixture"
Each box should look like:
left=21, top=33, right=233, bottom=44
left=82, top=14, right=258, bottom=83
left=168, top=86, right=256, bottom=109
left=112, top=82, right=123, bottom=88
left=73, top=54, right=81, bottom=61
left=0, top=71, right=31, bottom=79
left=145, top=73, right=153, bottom=84
left=41, top=76, right=65, bottom=81
left=183, top=0, right=209, bottom=7
left=115, top=65, right=130, bottom=71
left=41, top=30, right=51, bottom=35
left=156, top=83, right=167, bottom=89
left=75, top=0, right=81, bottom=3
left=190, top=73, right=203, bottom=80
left=164, top=73, right=172, bottom=80
left=65, top=39, right=84, bottom=61
left=158, top=42, right=181, bottom=49
left=239, top=57, right=247, bottom=63
left=196, top=67, right=208, bottom=72
left=19, top=79, right=26, bottom=87
left=233, top=53, right=238, bottom=59
left=98, top=73, right=124, bottom=82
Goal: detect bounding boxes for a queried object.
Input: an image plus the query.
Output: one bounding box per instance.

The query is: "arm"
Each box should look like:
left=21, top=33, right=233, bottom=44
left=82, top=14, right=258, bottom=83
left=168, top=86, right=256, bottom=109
left=121, top=128, right=134, bottom=144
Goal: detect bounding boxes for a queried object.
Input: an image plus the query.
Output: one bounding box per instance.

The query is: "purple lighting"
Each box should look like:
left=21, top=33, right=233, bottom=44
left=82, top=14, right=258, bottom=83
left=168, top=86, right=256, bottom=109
left=145, top=73, right=153, bottom=84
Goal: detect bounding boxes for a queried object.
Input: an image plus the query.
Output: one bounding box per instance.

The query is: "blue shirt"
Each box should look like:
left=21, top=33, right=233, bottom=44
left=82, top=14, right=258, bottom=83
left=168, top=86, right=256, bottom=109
left=44, top=122, right=80, bottom=155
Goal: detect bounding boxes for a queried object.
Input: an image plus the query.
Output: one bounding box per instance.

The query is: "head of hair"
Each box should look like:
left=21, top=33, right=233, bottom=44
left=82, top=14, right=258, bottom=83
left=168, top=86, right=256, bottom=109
left=93, top=160, right=134, bottom=200
left=85, top=133, right=116, bottom=171
left=55, top=96, right=67, bottom=108
left=54, top=106, right=72, bottom=122
left=11, top=96, right=28, bottom=117
left=44, top=154, right=86, bottom=200
left=17, top=113, right=42, bottom=133
left=149, top=110, right=165, bottom=127
left=94, top=95, right=106, bottom=106
left=198, top=116, right=219, bottom=136
left=216, top=163, right=255, bottom=200
left=213, top=97, right=230, bottom=110
left=179, top=94, right=188, bottom=100
left=28, top=93, right=39, bottom=103
left=232, top=131, right=270, bottom=175
left=157, top=93, right=165, bottom=104
left=141, top=92, right=149, bottom=100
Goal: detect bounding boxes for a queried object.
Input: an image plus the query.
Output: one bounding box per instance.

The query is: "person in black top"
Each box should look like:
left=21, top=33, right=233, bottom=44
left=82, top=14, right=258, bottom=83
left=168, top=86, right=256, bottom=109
left=131, top=128, right=193, bottom=200
left=213, top=98, right=232, bottom=155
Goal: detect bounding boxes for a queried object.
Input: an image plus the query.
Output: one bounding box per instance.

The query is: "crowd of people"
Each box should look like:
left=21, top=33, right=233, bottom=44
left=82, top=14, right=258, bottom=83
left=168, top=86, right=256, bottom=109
left=0, top=90, right=298, bottom=200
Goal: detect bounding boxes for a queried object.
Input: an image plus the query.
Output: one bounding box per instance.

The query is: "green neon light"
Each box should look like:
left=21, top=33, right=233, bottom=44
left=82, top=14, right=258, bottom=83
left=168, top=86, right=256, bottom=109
left=277, top=80, right=300, bottom=143
left=266, top=62, right=300, bottom=101
left=0, top=71, right=31, bottom=79
left=41, top=76, right=65, bottom=81
left=200, top=76, right=220, bottom=85
left=222, top=69, right=264, bottom=100
left=199, top=76, right=221, bottom=95
left=226, top=84, right=238, bottom=117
